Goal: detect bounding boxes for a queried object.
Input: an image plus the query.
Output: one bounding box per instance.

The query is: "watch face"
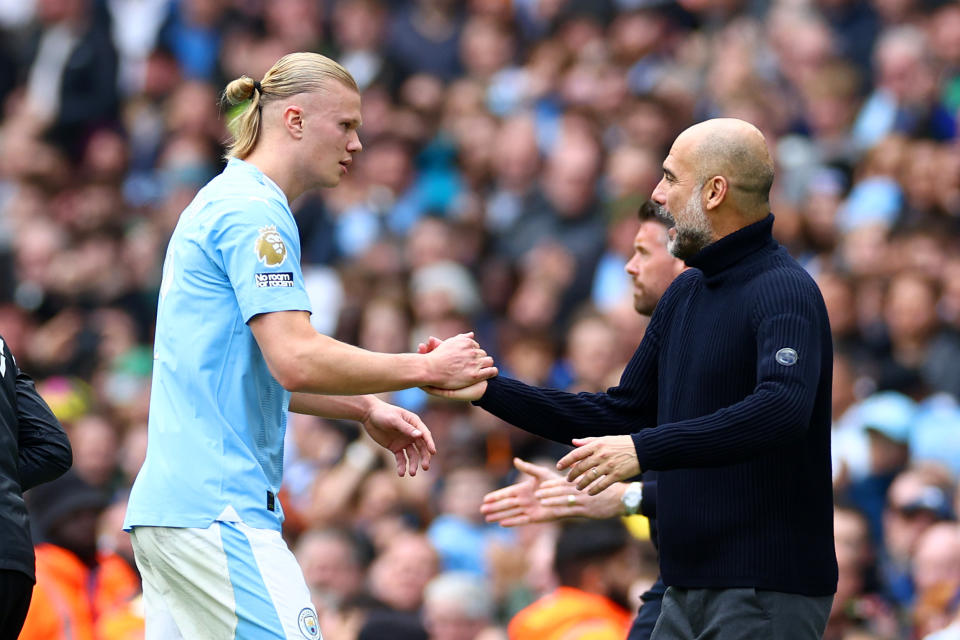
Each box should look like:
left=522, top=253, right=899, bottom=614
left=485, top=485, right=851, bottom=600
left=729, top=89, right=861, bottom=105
left=622, top=483, right=642, bottom=514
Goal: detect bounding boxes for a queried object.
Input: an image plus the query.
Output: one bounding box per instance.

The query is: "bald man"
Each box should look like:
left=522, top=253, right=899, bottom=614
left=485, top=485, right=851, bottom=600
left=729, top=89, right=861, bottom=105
left=426, top=119, right=838, bottom=638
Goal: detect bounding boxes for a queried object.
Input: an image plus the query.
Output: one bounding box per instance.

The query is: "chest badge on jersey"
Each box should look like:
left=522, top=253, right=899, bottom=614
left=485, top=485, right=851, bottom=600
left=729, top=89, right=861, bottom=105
left=775, top=348, right=799, bottom=366
left=255, top=225, right=287, bottom=267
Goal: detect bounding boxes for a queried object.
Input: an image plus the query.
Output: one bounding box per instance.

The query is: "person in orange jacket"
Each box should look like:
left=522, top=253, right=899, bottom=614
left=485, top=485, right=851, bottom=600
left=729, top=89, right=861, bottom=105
left=19, top=470, right=140, bottom=640
left=508, top=519, right=638, bottom=640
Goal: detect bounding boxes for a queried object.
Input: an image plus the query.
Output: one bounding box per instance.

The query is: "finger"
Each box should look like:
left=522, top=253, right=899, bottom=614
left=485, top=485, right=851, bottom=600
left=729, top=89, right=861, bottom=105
left=538, top=478, right=573, bottom=492
left=483, top=504, right=521, bottom=521
left=483, top=486, right=517, bottom=504
left=483, top=505, right=525, bottom=521
left=565, top=457, right=596, bottom=482
left=421, top=385, right=453, bottom=397
left=417, top=342, right=427, bottom=354
left=405, top=412, right=436, bottom=454
left=540, top=495, right=578, bottom=507
left=571, top=437, right=597, bottom=446
left=481, top=504, right=515, bottom=519
left=481, top=496, right=522, bottom=513
left=551, top=505, right=585, bottom=519
left=536, top=484, right=578, bottom=500
left=588, top=473, right=616, bottom=496
left=415, top=440, right=431, bottom=471
left=556, top=446, right=592, bottom=471
left=394, top=450, right=407, bottom=477
left=412, top=434, right=431, bottom=471
left=479, top=356, right=494, bottom=368
left=513, top=458, right=557, bottom=481
left=477, top=366, right=498, bottom=380
left=406, top=444, right=420, bottom=476
left=498, top=515, right=532, bottom=527
left=575, top=473, right=594, bottom=491
left=574, top=465, right=602, bottom=490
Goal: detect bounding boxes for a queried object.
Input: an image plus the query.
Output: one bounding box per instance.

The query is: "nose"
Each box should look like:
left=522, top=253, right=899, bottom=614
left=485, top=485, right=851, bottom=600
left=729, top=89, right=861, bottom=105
left=348, top=132, right=362, bottom=153
left=651, top=180, right=667, bottom=204
left=625, top=253, right=640, bottom=276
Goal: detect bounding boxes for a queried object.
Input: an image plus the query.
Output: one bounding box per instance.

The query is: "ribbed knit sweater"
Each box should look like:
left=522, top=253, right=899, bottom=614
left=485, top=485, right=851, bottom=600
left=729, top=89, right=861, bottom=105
left=478, top=214, right=838, bottom=596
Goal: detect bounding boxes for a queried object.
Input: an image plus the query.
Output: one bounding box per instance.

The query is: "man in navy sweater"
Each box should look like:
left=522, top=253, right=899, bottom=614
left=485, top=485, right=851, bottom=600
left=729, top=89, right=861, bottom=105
left=427, top=118, right=838, bottom=638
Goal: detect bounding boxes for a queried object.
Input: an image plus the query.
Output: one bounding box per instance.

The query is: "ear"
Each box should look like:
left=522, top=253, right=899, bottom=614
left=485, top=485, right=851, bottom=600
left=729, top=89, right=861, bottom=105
left=703, top=175, right=728, bottom=211
left=282, top=105, right=305, bottom=140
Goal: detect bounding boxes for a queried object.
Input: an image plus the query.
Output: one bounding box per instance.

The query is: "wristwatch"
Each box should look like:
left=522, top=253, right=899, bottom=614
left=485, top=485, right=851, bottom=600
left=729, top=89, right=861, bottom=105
left=621, top=481, right=643, bottom=516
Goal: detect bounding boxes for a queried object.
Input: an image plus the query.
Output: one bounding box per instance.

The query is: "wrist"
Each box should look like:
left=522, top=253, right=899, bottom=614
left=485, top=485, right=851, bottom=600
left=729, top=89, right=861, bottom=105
left=417, top=352, right=441, bottom=387
left=357, top=394, right=380, bottom=424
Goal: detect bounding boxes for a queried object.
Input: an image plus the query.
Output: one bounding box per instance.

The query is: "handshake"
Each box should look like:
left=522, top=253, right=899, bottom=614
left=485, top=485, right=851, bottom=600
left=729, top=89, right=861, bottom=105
left=416, top=333, right=496, bottom=402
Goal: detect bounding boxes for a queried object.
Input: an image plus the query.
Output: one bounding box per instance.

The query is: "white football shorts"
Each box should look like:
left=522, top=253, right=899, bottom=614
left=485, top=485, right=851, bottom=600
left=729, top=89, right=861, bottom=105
left=129, top=522, right=322, bottom=640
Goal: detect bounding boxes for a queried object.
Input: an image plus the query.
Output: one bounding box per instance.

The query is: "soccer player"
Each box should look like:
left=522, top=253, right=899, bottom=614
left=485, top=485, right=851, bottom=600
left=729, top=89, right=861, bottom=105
left=123, top=53, right=497, bottom=640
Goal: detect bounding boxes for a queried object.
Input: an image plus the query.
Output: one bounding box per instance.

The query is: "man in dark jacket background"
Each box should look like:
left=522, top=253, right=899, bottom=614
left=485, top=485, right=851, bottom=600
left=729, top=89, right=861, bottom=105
left=0, top=333, right=73, bottom=637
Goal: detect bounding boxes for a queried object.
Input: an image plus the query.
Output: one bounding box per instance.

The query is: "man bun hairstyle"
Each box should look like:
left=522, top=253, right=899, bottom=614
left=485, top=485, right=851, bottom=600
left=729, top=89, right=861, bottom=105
left=222, top=52, right=359, bottom=160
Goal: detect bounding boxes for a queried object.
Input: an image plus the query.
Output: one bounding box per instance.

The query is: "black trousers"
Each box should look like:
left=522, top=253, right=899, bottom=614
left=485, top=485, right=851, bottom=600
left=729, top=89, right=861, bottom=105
left=0, top=570, right=33, bottom=639
left=652, top=586, right=833, bottom=640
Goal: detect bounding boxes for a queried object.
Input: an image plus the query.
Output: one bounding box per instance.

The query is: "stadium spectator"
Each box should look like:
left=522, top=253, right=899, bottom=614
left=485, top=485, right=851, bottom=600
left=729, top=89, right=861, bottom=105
left=508, top=519, right=635, bottom=640
left=20, top=470, right=139, bottom=640
left=422, top=571, right=498, bottom=640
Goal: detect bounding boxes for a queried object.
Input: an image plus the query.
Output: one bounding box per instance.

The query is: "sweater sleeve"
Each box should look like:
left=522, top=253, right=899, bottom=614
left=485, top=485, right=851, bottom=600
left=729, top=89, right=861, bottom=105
left=476, top=314, right=663, bottom=445
left=16, top=367, right=72, bottom=490
left=633, top=268, right=825, bottom=470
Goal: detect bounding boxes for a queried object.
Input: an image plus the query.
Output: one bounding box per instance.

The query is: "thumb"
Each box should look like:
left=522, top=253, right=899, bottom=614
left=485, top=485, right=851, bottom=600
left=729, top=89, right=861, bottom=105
left=514, top=457, right=556, bottom=481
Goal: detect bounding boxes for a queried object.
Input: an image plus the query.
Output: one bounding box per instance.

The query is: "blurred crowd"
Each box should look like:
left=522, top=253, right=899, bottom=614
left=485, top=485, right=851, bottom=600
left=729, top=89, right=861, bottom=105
left=1, top=0, right=959, bottom=638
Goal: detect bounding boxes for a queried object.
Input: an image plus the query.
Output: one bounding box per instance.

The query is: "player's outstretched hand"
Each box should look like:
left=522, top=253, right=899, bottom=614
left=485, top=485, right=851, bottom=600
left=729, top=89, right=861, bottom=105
left=361, top=397, right=436, bottom=477
left=535, top=472, right=626, bottom=520
left=482, top=457, right=628, bottom=526
left=557, top=436, right=640, bottom=495
left=481, top=458, right=558, bottom=526
left=418, top=335, right=492, bottom=401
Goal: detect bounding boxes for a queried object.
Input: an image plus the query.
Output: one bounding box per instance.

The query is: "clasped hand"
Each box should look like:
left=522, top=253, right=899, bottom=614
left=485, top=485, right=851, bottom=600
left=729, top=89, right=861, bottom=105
left=556, top=436, right=640, bottom=495
left=418, top=335, right=492, bottom=401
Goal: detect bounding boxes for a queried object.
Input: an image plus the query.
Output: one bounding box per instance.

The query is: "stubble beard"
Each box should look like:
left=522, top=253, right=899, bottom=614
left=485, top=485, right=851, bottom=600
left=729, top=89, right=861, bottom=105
left=666, top=191, right=712, bottom=261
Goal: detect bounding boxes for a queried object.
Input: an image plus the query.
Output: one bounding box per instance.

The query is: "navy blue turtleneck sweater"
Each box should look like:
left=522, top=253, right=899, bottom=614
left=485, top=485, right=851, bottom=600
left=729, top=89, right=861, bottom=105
left=478, top=214, right=838, bottom=596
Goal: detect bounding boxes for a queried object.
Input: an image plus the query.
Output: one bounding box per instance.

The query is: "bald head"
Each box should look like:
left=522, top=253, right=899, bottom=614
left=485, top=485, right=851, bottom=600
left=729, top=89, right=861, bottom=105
left=675, top=118, right=774, bottom=217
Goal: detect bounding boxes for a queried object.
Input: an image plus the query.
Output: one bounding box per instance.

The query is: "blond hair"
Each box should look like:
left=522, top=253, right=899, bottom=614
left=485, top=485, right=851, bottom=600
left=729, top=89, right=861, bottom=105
left=222, top=53, right=359, bottom=159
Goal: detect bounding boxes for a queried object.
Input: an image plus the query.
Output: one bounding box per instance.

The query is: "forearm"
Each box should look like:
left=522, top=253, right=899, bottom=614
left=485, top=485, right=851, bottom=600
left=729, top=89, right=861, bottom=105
left=282, top=334, right=432, bottom=395
left=289, top=392, right=378, bottom=422
left=633, top=384, right=815, bottom=471
left=478, top=375, right=654, bottom=445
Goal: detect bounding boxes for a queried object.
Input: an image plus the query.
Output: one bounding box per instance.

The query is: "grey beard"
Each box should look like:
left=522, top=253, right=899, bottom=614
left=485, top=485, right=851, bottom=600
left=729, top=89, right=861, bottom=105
left=668, top=226, right=712, bottom=260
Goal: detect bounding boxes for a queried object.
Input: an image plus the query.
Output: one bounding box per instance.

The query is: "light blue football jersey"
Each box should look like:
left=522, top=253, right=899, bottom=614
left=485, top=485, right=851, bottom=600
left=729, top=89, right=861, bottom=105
left=124, top=159, right=312, bottom=532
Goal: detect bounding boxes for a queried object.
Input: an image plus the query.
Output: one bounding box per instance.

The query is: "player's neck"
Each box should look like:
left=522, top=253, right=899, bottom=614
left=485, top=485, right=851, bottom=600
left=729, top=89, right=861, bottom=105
left=243, top=146, right=300, bottom=204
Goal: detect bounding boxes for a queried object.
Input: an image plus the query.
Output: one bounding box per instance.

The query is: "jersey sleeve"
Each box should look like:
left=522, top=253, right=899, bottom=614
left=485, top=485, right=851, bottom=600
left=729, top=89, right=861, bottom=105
left=208, top=200, right=313, bottom=323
